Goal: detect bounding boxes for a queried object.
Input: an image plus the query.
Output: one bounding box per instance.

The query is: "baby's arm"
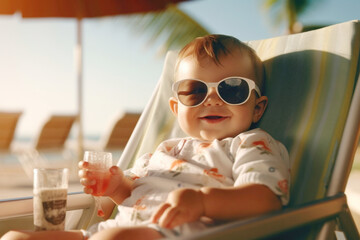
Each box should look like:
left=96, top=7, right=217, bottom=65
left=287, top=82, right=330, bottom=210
left=152, top=184, right=281, bottom=229
left=200, top=184, right=281, bottom=219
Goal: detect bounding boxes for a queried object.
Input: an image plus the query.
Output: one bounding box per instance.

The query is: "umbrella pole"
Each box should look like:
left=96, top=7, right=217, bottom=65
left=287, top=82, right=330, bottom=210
left=76, top=18, right=84, bottom=161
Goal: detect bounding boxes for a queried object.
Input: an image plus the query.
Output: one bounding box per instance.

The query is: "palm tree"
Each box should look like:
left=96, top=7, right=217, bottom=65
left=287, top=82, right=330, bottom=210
left=127, top=4, right=210, bottom=55
left=128, top=0, right=325, bottom=54
left=263, top=0, right=329, bottom=33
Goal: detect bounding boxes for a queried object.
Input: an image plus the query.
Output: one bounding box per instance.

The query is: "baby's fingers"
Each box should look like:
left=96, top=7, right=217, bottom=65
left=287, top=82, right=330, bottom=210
left=158, top=207, right=180, bottom=229
left=109, top=166, right=123, bottom=176
left=80, top=177, right=95, bottom=187
left=78, top=161, right=90, bottom=179
left=78, top=160, right=89, bottom=169
left=78, top=168, right=95, bottom=195
left=79, top=173, right=96, bottom=194
left=151, top=203, right=170, bottom=224
left=163, top=210, right=189, bottom=229
left=79, top=176, right=95, bottom=195
left=82, top=186, right=93, bottom=195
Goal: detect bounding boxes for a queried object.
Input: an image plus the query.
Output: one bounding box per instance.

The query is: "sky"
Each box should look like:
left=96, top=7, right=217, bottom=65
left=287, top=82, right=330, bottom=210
left=0, top=0, right=359, bottom=139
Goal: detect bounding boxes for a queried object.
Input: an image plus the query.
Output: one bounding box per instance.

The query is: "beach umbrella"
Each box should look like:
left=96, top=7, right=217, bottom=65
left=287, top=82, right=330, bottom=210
left=0, top=0, right=190, bottom=159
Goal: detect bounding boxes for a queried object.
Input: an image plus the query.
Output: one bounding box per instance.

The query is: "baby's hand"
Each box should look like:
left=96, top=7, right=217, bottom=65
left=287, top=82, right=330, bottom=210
left=151, top=188, right=205, bottom=229
left=78, top=161, right=125, bottom=198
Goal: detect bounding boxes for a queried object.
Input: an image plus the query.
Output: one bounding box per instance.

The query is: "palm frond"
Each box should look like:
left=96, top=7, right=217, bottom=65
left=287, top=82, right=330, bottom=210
left=262, top=0, right=320, bottom=33
left=127, top=4, right=211, bottom=55
left=262, top=0, right=286, bottom=28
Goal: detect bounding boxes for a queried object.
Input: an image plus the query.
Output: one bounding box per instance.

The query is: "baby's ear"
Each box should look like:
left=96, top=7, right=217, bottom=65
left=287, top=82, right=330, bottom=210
left=169, top=97, right=179, bottom=116
left=252, top=96, right=268, bottom=123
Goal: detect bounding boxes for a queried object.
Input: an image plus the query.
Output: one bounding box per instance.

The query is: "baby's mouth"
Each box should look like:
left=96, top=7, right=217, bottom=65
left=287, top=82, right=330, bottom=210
left=200, top=115, right=228, bottom=123
left=203, top=116, right=223, bottom=119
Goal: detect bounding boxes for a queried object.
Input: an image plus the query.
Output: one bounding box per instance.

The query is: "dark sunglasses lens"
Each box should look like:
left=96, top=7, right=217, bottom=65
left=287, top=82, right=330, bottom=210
left=177, top=80, right=207, bottom=106
left=218, top=78, right=249, bottom=104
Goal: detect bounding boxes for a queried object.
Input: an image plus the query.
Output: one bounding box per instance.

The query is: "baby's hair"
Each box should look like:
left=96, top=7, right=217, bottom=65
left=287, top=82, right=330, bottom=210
left=175, top=34, right=265, bottom=93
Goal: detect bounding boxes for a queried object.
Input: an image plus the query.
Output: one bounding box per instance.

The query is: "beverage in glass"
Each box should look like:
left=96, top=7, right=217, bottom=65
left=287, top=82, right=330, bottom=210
left=33, top=168, right=69, bottom=231
left=83, top=151, right=112, bottom=216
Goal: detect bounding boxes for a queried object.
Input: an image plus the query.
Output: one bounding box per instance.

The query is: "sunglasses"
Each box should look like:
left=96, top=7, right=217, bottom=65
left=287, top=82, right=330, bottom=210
left=172, top=77, right=261, bottom=107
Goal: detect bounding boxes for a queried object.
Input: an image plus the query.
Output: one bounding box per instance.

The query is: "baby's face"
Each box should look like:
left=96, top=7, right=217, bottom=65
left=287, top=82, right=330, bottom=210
left=170, top=49, right=265, bottom=141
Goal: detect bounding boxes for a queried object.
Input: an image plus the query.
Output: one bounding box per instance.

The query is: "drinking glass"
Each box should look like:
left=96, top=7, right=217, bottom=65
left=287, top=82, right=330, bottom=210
left=83, top=151, right=113, bottom=217
left=33, top=168, right=69, bottom=231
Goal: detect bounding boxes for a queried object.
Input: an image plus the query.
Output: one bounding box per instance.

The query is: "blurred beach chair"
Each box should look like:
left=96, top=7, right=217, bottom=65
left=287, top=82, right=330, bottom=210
left=16, top=114, right=77, bottom=178
left=34, top=115, right=76, bottom=152
left=0, top=111, right=22, bottom=153
left=85, top=112, right=141, bottom=160
left=101, top=112, right=140, bottom=151
left=0, top=20, right=359, bottom=238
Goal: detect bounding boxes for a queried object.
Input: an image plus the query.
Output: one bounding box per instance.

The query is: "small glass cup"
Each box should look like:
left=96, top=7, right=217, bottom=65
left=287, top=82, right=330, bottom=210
left=33, top=168, right=69, bottom=231
left=83, top=151, right=113, bottom=217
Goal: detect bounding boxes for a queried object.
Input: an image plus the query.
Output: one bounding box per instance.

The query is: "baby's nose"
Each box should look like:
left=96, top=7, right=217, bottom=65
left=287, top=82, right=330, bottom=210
left=204, top=87, right=223, bottom=106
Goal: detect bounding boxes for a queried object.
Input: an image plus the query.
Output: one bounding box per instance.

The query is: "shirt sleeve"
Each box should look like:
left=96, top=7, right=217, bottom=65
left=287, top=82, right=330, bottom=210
left=124, top=152, right=153, bottom=180
left=231, top=129, right=290, bottom=205
left=123, top=138, right=182, bottom=180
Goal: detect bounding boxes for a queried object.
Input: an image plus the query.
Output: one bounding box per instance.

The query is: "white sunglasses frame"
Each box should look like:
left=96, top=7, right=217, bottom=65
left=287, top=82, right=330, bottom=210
left=172, top=76, right=262, bottom=107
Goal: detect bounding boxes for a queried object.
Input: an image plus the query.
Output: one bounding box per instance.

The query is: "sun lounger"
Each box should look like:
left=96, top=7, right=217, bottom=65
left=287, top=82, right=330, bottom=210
left=16, top=114, right=77, bottom=178
left=83, top=112, right=141, bottom=162
left=0, top=111, right=22, bottom=153
left=116, top=20, right=360, bottom=239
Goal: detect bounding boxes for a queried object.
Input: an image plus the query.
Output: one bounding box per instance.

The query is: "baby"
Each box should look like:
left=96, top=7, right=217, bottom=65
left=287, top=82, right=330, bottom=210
left=1, top=35, right=290, bottom=240
left=82, top=34, right=290, bottom=239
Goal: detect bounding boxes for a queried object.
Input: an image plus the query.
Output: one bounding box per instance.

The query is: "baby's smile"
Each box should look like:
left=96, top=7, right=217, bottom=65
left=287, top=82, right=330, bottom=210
left=199, top=115, right=229, bottom=123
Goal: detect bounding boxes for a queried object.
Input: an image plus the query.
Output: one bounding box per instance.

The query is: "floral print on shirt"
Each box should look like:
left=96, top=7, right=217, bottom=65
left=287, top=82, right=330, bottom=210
left=252, top=140, right=272, bottom=154
left=169, top=159, right=188, bottom=177
left=203, top=168, right=226, bottom=183
left=98, top=128, right=291, bottom=233
left=126, top=128, right=290, bottom=214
